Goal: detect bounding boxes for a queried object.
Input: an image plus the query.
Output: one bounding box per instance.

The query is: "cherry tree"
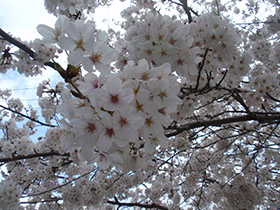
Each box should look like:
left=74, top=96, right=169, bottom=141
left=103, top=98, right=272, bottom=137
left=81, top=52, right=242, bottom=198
left=0, top=0, right=280, bottom=209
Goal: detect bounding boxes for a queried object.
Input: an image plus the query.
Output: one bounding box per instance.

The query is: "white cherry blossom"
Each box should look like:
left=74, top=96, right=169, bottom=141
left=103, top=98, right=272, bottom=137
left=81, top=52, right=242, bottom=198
left=1, top=0, right=280, bottom=209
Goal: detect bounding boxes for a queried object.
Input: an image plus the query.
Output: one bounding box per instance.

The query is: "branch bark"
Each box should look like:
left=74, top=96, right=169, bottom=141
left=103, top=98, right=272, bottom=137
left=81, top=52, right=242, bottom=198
left=0, top=152, right=70, bottom=163
left=0, top=28, right=86, bottom=99
left=0, top=28, right=35, bottom=58
left=26, top=167, right=98, bottom=197
left=166, top=113, right=280, bottom=137
left=0, top=104, right=57, bottom=128
left=179, top=0, right=192, bottom=23
left=0, top=27, right=56, bottom=70
left=107, top=198, right=168, bottom=210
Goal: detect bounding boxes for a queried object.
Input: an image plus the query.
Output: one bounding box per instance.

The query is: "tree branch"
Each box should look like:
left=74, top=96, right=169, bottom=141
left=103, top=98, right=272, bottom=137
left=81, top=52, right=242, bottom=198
left=231, top=91, right=251, bottom=113
left=179, top=0, right=192, bottom=23
left=0, top=151, right=70, bottom=164
left=166, top=113, right=280, bottom=137
left=107, top=197, right=168, bottom=210
left=25, top=167, right=98, bottom=197
left=0, top=27, right=56, bottom=70
left=0, top=104, right=57, bottom=128
left=189, top=7, right=199, bottom=17
left=20, top=197, right=62, bottom=204
left=266, top=93, right=280, bottom=103
left=195, top=49, right=209, bottom=90
left=0, top=28, right=35, bottom=58
left=215, top=0, right=220, bottom=16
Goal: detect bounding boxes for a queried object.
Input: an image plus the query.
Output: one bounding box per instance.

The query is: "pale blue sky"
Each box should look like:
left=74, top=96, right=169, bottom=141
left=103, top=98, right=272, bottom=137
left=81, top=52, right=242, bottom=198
left=0, top=1, right=61, bottom=139
left=0, top=0, right=56, bottom=40
left=0, top=0, right=128, bottom=138
left=0, top=0, right=129, bottom=107
left=0, top=0, right=58, bottom=107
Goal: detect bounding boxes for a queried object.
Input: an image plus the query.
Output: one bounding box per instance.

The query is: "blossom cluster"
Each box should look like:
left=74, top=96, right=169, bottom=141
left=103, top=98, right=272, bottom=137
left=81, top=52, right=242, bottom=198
left=1, top=0, right=280, bottom=209
left=189, top=14, right=252, bottom=86
left=0, top=179, right=21, bottom=210
left=0, top=39, right=13, bottom=73
left=44, top=0, right=102, bottom=16
left=222, top=176, right=262, bottom=210
left=124, top=11, right=201, bottom=77
left=59, top=59, right=181, bottom=170
left=37, top=16, right=117, bottom=74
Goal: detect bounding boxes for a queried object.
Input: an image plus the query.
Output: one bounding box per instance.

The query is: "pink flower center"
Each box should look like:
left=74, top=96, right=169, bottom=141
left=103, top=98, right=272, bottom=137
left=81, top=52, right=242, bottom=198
left=119, top=117, right=128, bottom=127
left=93, top=81, right=99, bottom=88
left=110, top=94, right=119, bottom=104
left=87, top=123, right=96, bottom=133
left=105, top=128, right=114, bottom=138
left=90, top=53, right=101, bottom=63
left=177, top=58, right=184, bottom=65
left=145, top=117, right=153, bottom=127
left=158, top=108, right=166, bottom=115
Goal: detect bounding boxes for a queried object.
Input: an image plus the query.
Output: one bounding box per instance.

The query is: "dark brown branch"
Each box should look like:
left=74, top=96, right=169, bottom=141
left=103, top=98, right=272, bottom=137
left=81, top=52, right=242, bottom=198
left=0, top=27, right=57, bottom=71
left=0, top=104, right=57, bottom=127
left=68, top=80, right=87, bottom=99
left=165, top=113, right=280, bottom=137
left=21, top=197, right=62, bottom=204
left=167, top=0, right=199, bottom=17
left=0, top=28, right=35, bottom=58
left=26, top=168, right=98, bottom=197
left=215, top=0, right=220, bottom=16
left=0, top=152, right=70, bottom=163
left=0, top=28, right=88, bottom=102
left=158, top=149, right=185, bottom=169
left=189, top=7, right=199, bottom=16
left=231, top=91, right=251, bottom=113
left=195, top=49, right=209, bottom=90
left=266, top=93, right=280, bottom=103
left=179, top=0, right=192, bottom=23
left=107, top=197, right=168, bottom=210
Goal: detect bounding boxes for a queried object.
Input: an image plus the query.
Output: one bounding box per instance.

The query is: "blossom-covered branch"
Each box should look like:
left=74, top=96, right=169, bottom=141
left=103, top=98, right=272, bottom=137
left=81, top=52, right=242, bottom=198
left=166, top=113, right=280, bottom=137
left=107, top=197, right=168, bottom=210
left=0, top=27, right=57, bottom=71
left=0, top=28, right=35, bottom=58
left=0, top=151, right=70, bottom=164
left=0, top=0, right=280, bottom=209
left=0, top=104, right=57, bottom=128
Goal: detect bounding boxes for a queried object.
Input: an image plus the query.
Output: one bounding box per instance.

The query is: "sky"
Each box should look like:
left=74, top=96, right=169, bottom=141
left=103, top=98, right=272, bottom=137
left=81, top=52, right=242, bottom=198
left=0, top=0, right=128, bottom=138
left=0, top=0, right=58, bottom=107
left=0, top=0, right=127, bottom=107
left=0, top=0, right=56, bottom=41
left=0, top=0, right=59, bottom=139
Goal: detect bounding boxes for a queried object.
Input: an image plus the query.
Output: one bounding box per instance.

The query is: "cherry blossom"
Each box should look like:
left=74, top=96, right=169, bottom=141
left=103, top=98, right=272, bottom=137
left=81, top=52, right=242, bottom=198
left=37, top=15, right=70, bottom=44
left=97, top=76, right=134, bottom=112
left=0, top=0, right=280, bottom=209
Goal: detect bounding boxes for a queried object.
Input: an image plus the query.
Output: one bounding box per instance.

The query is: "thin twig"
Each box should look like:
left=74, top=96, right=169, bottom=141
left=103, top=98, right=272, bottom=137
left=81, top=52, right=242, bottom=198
left=0, top=152, right=70, bottom=163
left=215, top=0, right=220, bottom=16
left=0, top=28, right=35, bottom=58
left=0, top=27, right=57, bottom=71
left=21, top=197, right=62, bottom=204
left=0, top=104, right=56, bottom=127
left=195, top=49, right=209, bottom=90
left=107, top=197, right=168, bottom=210
left=25, top=167, right=98, bottom=197
left=179, top=0, right=192, bottom=23
left=166, top=113, right=280, bottom=137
